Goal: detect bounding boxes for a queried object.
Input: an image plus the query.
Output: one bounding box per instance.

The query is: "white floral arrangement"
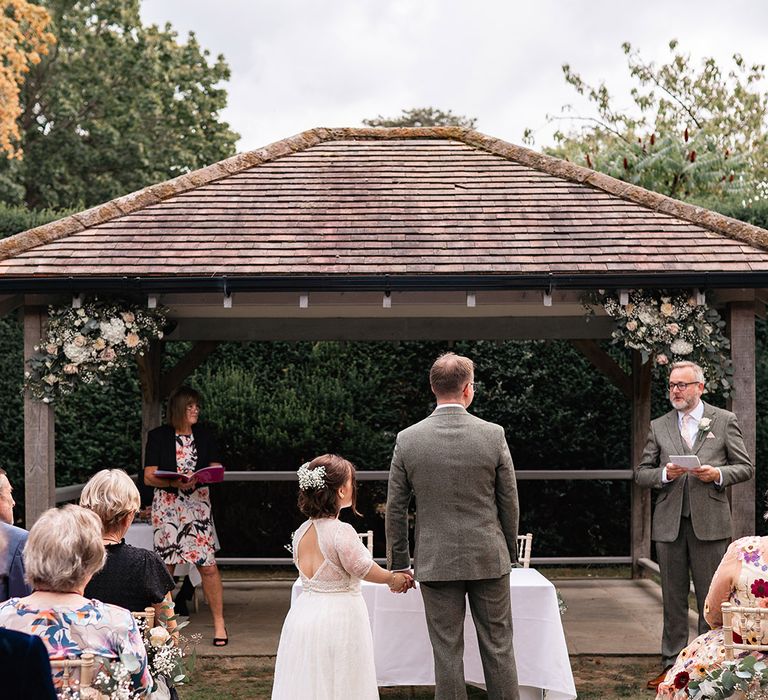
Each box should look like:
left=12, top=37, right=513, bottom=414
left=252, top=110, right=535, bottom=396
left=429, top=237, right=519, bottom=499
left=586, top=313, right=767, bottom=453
left=297, top=462, right=326, bottom=491
left=584, top=289, right=733, bottom=396
left=25, top=299, right=168, bottom=403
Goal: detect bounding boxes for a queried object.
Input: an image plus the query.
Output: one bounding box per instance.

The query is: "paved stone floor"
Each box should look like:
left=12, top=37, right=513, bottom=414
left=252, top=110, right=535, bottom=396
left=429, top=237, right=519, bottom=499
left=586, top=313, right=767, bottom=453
left=183, top=576, right=697, bottom=659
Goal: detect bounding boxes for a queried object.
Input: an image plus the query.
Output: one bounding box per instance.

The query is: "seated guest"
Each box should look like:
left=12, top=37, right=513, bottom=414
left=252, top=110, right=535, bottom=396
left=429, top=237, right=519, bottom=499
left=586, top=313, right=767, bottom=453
left=656, top=534, right=768, bottom=698
left=0, top=469, right=31, bottom=600
left=0, top=505, right=151, bottom=695
left=0, top=628, right=57, bottom=700
left=80, top=469, right=176, bottom=631
left=0, top=529, right=56, bottom=699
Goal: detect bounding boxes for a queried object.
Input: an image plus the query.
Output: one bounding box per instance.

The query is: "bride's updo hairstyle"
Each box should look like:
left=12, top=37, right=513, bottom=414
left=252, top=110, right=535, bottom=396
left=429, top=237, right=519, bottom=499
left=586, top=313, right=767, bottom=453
left=297, top=454, right=360, bottom=518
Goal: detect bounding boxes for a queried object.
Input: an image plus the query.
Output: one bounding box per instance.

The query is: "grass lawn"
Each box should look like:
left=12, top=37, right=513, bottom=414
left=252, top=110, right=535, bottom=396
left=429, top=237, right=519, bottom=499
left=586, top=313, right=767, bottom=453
left=177, top=655, right=659, bottom=699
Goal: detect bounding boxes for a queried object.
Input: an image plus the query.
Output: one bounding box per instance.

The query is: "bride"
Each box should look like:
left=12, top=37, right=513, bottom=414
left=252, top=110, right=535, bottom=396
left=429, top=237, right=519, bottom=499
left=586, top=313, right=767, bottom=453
left=272, top=454, right=413, bottom=699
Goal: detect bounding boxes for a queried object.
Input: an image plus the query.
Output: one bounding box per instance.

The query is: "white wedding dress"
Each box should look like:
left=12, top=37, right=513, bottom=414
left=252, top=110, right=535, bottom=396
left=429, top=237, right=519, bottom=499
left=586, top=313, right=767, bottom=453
left=272, top=517, right=379, bottom=699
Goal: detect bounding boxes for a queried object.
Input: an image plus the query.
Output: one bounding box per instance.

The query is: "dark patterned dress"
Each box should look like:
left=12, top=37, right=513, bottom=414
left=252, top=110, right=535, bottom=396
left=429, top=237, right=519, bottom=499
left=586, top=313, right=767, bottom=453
left=151, top=433, right=217, bottom=567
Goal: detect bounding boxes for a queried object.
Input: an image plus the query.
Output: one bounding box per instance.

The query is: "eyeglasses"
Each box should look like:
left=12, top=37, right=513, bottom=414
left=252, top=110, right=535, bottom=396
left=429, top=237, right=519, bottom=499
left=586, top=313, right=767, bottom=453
left=668, top=381, right=700, bottom=391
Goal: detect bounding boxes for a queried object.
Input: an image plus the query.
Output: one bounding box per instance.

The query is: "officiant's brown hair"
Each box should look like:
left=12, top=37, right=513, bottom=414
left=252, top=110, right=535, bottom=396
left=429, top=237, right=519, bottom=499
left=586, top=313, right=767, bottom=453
left=298, top=454, right=360, bottom=518
left=167, top=386, right=202, bottom=431
left=430, top=352, right=474, bottom=396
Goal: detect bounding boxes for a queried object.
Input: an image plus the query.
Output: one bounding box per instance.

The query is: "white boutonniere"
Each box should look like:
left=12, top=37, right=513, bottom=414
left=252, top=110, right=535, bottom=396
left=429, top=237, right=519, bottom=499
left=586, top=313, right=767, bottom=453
left=698, top=417, right=713, bottom=439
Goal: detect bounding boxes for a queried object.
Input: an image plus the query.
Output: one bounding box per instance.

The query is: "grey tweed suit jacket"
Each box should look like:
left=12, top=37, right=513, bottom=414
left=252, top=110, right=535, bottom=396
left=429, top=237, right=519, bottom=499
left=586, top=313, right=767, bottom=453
left=635, top=402, right=753, bottom=543
left=385, top=406, right=519, bottom=581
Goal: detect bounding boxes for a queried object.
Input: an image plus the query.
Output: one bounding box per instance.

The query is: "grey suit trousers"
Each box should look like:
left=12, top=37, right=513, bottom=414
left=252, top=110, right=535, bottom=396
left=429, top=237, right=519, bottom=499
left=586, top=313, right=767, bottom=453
left=656, top=516, right=729, bottom=667
left=420, top=575, right=519, bottom=700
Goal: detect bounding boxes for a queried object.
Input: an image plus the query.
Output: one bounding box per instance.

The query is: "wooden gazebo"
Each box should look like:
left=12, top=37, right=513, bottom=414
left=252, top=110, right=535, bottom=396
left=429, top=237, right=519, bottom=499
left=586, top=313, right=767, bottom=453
left=1, top=126, right=766, bottom=570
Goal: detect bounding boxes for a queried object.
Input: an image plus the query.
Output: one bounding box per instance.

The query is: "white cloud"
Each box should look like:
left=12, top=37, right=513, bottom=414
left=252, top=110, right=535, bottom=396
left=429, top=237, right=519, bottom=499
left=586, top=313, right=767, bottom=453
left=140, top=0, right=768, bottom=153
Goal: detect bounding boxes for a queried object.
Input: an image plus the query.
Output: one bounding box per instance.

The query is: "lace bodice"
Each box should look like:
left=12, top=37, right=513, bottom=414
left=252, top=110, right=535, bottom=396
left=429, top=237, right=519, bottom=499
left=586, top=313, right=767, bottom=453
left=293, top=518, right=374, bottom=593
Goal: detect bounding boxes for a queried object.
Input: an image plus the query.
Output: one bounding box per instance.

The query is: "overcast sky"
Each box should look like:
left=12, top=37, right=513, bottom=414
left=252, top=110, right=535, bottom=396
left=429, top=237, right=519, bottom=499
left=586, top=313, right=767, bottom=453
left=139, top=0, right=768, bottom=154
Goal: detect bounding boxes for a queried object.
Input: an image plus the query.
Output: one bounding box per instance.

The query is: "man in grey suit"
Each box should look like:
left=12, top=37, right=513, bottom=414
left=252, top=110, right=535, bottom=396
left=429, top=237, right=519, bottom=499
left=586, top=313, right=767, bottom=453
left=386, top=352, right=519, bottom=700
left=636, top=361, right=753, bottom=688
left=0, top=469, right=30, bottom=601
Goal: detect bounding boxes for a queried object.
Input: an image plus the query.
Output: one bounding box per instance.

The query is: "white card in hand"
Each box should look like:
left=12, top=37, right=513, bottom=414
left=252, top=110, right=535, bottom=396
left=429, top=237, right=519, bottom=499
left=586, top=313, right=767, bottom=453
left=669, top=455, right=701, bottom=470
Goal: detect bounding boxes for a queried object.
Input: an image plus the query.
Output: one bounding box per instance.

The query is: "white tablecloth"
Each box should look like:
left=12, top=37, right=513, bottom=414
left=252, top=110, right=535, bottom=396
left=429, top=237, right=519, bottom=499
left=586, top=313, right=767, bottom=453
left=291, top=568, right=575, bottom=700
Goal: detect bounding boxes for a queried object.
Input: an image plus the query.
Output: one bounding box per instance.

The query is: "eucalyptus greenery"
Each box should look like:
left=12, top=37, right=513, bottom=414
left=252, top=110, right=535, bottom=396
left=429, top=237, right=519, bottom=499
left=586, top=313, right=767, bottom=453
left=686, top=654, right=768, bottom=699
left=583, top=289, right=732, bottom=396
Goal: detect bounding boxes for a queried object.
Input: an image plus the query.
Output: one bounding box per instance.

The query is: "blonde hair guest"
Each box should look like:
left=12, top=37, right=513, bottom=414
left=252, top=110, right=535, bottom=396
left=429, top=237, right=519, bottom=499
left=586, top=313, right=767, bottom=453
left=80, top=469, right=177, bottom=631
left=0, top=505, right=151, bottom=694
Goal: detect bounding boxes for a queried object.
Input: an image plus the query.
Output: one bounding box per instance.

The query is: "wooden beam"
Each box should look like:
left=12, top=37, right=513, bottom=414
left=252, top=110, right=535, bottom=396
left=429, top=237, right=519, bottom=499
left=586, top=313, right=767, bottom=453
left=169, top=316, right=615, bottom=341
left=569, top=339, right=632, bottom=400
left=160, top=341, right=220, bottom=397
left=727, top=301, right=756, bottom=538
left=630, top=351, right=652, bottom=578
left=22, top=307, right=55, bottom=526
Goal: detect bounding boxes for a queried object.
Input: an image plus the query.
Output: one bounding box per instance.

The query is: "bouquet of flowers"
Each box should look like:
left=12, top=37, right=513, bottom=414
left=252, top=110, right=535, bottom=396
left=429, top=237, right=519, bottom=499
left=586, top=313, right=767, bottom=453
left=136, top=617, right=199, bottom=697
left=684, top=655, right=768, bottom=698
left=584, top=289, right=732, bottom=396
left=25, top=299, right=168, bottom=403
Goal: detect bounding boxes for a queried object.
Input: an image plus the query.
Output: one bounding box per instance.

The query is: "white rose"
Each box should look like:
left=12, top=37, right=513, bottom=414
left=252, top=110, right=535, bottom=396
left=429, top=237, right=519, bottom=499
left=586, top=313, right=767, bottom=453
left=660, top=302, right=674, bottom=316
left=149, top=626, right=170, bottom=647
left=44, top=374, right=57, bottom=385
left=670, top=339, right=694, bottom=355
left=63, top=343, right=89, bottom=363
left=73, top=335, right=87, bottom=347
left=121, top=311, right=135, bottom=324
left=99, top=318, right=126, bottom=344
left=698, top=417, right=712, bottom=431
left=625, top=320, right=638, bottom=331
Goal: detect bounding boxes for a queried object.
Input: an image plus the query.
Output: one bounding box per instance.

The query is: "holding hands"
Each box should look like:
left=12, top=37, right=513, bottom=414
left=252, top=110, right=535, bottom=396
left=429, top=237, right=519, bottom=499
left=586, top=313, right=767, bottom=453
left=389, top=570, right=416, bottom=594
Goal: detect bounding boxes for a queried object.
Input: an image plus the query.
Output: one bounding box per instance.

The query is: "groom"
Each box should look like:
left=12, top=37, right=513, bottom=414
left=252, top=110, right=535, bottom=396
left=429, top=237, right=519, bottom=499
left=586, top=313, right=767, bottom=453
left=386, top=352, right=520, bottom=700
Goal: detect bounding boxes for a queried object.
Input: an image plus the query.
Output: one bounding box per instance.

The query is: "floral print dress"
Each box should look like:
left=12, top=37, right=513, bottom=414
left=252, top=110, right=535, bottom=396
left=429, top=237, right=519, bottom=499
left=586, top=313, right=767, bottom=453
left=657, top=536, right=768, bottom=698
left=152, top=433, right=217, bottom=567
left=0, top=597, right=151, bottom=693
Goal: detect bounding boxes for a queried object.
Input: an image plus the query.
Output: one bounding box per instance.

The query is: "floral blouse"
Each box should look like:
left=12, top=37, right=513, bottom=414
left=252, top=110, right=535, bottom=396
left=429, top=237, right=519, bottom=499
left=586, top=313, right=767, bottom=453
left=0, top=597, right=151, bottom=694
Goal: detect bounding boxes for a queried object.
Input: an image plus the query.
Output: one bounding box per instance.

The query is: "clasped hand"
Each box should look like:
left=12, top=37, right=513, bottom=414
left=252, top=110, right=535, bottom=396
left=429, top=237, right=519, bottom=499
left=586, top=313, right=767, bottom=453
left=665, top=462, right=720, bottom=483
left=389, top=571, right=416, bottom=594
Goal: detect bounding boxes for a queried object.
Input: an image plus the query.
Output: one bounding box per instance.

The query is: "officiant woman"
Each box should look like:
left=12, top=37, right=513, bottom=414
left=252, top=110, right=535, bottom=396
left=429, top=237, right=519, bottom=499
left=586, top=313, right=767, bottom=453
left=144, top=385, right=228, bottom=646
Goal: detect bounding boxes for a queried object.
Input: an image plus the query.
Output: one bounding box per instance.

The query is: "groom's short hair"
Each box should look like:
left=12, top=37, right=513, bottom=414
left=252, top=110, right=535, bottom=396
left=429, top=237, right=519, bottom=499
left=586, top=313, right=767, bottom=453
left=430, top=352, right=474, bottom=397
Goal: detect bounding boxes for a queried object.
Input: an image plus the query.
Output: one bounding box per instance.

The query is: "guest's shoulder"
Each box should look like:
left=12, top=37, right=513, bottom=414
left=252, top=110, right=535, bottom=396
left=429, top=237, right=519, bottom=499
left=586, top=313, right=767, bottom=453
left=0, top=522, right=27, bottom=545
left=96, top=600, right=139, bottom=626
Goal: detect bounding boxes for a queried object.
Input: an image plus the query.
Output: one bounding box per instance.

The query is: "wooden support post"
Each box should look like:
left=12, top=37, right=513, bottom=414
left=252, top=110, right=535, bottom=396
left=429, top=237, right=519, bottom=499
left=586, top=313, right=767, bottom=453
left=727, top=301, right=756, bottom=538
left=23, top=307, right=55, bottom=526
left=630, top=351, right=652, bottom=577
left=137, top=341, right=163, bottom=466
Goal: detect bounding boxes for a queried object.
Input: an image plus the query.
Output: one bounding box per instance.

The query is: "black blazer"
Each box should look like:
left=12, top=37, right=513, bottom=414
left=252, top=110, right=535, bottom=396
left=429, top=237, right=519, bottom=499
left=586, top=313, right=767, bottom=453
left=144, top=424, right=222, bottom=493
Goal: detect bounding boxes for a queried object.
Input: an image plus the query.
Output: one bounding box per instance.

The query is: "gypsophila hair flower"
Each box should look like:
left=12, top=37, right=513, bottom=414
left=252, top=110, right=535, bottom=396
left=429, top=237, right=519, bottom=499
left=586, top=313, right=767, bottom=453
left=297, top=462, right=326, bottom=491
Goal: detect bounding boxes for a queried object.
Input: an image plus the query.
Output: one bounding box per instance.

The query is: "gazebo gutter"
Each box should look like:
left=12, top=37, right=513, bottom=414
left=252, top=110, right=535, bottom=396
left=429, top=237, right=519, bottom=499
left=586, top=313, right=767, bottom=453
left=0, top=271, right=764, bottom=294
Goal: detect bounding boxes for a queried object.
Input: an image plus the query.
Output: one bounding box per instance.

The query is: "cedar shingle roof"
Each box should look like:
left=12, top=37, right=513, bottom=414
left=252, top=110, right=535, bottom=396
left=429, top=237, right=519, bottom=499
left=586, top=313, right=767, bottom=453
left=1, top=127, right=767, bottom=284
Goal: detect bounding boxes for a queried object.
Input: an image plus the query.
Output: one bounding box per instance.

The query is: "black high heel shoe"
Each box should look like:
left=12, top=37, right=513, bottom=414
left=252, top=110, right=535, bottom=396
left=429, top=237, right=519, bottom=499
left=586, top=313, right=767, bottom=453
left=213, top=628, right=229, bottom=647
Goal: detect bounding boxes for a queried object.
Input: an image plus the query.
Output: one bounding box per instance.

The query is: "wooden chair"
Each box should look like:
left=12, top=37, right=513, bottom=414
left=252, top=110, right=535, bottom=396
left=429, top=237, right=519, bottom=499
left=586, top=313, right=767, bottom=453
left=358, top=530, right=374, bottom=555
left=131, top=606, right=156, bottom=631
left=722, top=601, right=768, bottom=658
left=516, top=533, right=533, bottom=568
left=50, top=652, right=97, bottom=691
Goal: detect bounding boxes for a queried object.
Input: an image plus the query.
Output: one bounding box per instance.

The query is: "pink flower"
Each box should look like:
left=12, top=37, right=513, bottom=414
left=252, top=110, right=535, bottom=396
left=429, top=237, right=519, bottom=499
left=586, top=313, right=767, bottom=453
left=626, top=320, right=638, bottom=331
left=655, top=354, right=669, bottom=365
left=666, top=323, right=680, bottom=335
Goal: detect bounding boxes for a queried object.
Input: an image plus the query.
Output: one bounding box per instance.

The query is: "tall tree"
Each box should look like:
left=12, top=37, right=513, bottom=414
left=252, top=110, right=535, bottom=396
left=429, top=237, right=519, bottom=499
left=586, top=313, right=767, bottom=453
left=530, top=40, right=768, bottom=204
left=363, top=107, right=477, bottom=129
left=0, top=0, right=54, bottom=159
left=1, top=0, right=239, bottom=209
